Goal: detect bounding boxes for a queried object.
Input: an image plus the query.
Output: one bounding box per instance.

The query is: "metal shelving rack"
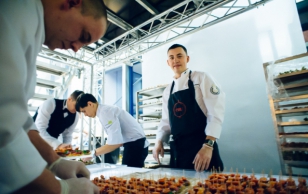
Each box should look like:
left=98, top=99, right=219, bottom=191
left=136, top=85, right=170, bottom=165
left=263, top=53, right=308, bottom=175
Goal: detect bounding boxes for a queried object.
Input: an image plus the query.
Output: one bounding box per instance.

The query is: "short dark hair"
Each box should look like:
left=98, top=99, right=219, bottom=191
left=75, top=93, right=98, bottom=112
left=167, top=44, right=188, bottom=55
left=81, top=0, right=107, bottom=20
left=70, top=90, right=84, bottom=101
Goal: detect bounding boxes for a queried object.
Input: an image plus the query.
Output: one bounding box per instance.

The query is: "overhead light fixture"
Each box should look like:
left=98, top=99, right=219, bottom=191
left=135, top=0, right=159, bottom=15
left=107, top=10, right=133, bottom=31
left=88, top=43, right=96, bottom=48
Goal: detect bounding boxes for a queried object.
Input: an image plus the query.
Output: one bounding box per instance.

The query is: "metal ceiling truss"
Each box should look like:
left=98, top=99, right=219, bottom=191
left=93, top=0, right=271, bottom=67
left=56, top=72, right=75, bottom=98
left=39, top=47, right=93, bottom=67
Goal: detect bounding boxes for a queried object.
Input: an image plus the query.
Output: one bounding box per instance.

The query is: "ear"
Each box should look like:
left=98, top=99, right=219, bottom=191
left=186, top=56, right=190, bottom=63
left=61, top=0, right=82, bottom=10
left=87, top=101, right=92, bottom=106
left=167, top=60, right=170, bottom=67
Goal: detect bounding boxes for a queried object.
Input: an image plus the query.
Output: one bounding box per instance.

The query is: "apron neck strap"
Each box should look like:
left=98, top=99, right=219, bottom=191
left=170, top=81, right=175, bottom=96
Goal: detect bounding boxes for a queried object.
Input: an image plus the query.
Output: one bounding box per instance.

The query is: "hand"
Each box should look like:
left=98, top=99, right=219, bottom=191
left=49, top=158, right=90, bottom=179
left=82, top=157, right=93, bottom=162
left=193, top=145, right=213, bottom=172
left=153, top=141, right=164, bottom=164
left=60, top=178, right=99, bottom=194
left=57, top=143, right=72, bottom=150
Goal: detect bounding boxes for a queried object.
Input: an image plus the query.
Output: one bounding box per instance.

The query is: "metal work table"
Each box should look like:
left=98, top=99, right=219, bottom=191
left=87, top=166, right=307, bottom=183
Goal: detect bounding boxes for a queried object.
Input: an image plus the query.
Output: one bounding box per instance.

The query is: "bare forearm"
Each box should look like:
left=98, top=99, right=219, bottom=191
left=13, top=169, right=61, bottom=194
left=28, top=130, right=60, bottom=166
left=95, top=144, right=122, bottom=156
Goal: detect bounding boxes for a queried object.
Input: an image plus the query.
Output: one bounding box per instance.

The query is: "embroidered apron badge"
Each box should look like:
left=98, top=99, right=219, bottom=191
left=173, top=100, right=186, bottom=118
left=210, top=84, right=220, bottom=95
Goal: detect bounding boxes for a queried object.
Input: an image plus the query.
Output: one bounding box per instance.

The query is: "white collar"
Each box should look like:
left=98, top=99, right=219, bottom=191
left=173, top=68, right=190, bottom=81
left=96, top=104, right=101, bottom=117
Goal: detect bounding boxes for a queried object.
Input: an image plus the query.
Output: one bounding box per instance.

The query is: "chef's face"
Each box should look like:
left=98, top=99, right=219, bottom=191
left=42, top=0, right=106, bottom=52
left=80, top=102, right=96, bottom=118
left=167, top=47, right=190, bottom=78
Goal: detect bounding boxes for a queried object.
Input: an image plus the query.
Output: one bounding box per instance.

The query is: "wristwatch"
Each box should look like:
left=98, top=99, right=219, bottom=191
left=204, top=139, right=215, bottom=147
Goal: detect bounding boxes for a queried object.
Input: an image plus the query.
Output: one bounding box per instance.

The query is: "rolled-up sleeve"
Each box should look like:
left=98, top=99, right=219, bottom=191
left=24, top=113, right=38, bottom=132
left=200, top=73, right=225, bottom=139
left=156, top=86, right=171, bottom=143
left=0, top=1, right=47, bottom=193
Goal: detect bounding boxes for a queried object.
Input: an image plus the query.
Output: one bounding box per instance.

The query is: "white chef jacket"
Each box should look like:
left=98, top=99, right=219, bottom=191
left=0, top=1, right=47, bottom=193
left=156, top=69, right=225, bottom=143
left=96, top=104, right=149, bottom=148
left=35, top=99, right=79, bottom=150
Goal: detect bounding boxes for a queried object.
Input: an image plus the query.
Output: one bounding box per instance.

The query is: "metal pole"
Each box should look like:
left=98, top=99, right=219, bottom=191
left=80, top=71, right=85, bottom=150
left=101, top=64, right=105, bottom=163
left=122, top=63, right=127, bottom=111
left=88, top=65, right=93, bottom=150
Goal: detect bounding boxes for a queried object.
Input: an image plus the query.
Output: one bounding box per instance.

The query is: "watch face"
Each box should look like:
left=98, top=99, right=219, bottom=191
left=208, top=140, right=213, bottom=146
left=205, top=139, right=214, bottom=146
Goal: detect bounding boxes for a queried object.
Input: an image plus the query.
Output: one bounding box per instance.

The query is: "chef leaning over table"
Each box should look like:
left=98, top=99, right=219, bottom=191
left=0, top=0, right=108, bottom=193
left=75, top=93, right=150, bottom=168
left=33, top=90, right=84, bottom=150
left=153, top=44, right=225, bottom=172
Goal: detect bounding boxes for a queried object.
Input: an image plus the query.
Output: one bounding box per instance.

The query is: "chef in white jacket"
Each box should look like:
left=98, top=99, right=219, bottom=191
left=0, top=0, right=107, bottom=193
left=153, top=44, right=225, bottom=172
left=75, top=93, right=149, bottom=168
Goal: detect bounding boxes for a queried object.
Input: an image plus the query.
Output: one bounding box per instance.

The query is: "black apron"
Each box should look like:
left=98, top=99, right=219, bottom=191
left=122, top=137, right=148, bottom=168
left=168, top=71, right=223, bottom=171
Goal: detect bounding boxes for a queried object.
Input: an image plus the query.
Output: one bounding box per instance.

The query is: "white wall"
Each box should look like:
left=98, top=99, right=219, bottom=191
left=142, top=0, right=306, bottom=173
